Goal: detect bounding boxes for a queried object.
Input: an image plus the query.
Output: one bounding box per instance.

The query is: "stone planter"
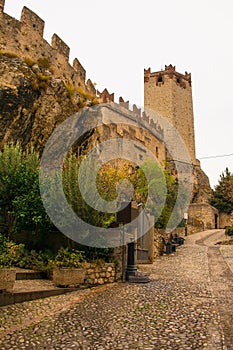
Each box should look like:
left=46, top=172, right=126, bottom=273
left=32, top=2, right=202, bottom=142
left=0, top=269, right=16, bottom=292
left=53, top=267, right=85, bottom=287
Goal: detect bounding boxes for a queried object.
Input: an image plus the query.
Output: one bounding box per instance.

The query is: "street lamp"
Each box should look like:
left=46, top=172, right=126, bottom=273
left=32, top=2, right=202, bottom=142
left=184, top=212, right=188, bottom=236
left=117, top=201, right=138, bottom=281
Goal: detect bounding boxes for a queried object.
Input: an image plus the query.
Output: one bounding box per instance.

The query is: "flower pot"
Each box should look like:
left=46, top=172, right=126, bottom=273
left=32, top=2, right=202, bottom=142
left=53, top=267, right=85, bottom=287
left=0, top=268, right=16, bottom=292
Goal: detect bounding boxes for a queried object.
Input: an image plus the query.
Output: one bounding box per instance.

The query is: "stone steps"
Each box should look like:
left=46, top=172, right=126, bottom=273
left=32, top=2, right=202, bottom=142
left=0, top=270, right=77, bottom=307
left=16, top=270, right=47, bottom=280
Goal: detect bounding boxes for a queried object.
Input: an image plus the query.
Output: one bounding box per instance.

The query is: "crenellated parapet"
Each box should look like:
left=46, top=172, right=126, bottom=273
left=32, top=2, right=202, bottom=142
left=51, top=34, right=70, bottom=60
left=97, top=88, right=114, bottom=103
left=97, top=91, right=165, bottom=142
left=119, top=98, right=164, bottom=141
left=144, top=64, right=192, bottom=88
left=21, top=6, right=45, bottom=37
left=0, top=1, right=96, bottom=93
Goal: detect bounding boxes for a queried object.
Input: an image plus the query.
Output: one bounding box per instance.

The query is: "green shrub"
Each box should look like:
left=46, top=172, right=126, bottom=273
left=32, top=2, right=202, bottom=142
left=80, top=246, right=114, bottom=263
left=225, top=226, right=233, bottom=236
left=0, top=235, right=27, bottom=268
left=0, top=233, right=55, bottom=270
left=53, top=247, right=85, bottom=268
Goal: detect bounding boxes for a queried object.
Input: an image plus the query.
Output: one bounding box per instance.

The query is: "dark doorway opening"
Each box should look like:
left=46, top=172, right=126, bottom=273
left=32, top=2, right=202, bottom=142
left=214, top=214, right=218, bottom=229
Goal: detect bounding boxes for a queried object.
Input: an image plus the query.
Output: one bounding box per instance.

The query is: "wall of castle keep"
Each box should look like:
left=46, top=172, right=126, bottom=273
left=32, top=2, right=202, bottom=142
left=0, top=1, right=95, bottom=93
left=76, top=104, right=166, bottom=166
left=144, top=65, right=197, bottom=165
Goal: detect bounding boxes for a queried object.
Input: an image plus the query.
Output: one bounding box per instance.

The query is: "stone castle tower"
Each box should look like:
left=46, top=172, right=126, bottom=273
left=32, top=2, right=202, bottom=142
left=144, top=64, right=197, bottom=165
left=144, top=64, right=220, bottom=230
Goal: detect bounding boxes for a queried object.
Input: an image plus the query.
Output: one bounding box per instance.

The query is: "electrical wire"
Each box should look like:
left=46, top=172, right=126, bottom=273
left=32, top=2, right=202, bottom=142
left=199, top=153, right=233, bottom=160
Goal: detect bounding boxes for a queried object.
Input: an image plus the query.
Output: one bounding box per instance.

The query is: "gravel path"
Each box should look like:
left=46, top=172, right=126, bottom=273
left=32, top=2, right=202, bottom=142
left=0, top=229, right=232, bottom=350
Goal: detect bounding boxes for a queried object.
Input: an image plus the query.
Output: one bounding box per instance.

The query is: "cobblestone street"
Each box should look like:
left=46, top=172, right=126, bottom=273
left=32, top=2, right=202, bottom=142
left=0, top=230, right=232, bottom=350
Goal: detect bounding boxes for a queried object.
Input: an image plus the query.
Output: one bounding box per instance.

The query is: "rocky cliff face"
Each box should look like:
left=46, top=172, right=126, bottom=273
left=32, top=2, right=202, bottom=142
left=193, top=166, right=213, bottom=203
left=0, top=54, right=96, bottom=152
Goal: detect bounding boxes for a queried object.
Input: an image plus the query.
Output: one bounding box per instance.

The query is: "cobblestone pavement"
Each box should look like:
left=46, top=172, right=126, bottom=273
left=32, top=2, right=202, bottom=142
left=0, top=229, right=232, bottom=350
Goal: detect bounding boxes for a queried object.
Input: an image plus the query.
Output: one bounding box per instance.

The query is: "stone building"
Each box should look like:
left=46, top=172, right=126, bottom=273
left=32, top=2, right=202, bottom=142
left=0, top=0, right=218, bottom=232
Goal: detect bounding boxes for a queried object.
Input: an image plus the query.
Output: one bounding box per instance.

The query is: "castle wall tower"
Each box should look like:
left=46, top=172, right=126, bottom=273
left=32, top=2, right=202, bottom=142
left=144, top=64, right=197, bottom=165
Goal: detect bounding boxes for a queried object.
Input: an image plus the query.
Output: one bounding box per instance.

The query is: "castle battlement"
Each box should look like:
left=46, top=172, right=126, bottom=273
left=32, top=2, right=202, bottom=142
left=144, top=64, right=192, bottom=88
left=0, top=0, right=96, bottom=93
left=21, top=6, right=45, bottom=37
left=96, top=89, right=164, bottom=142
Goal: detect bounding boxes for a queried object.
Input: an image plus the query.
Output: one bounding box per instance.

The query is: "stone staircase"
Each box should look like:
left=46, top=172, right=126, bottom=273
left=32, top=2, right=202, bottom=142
left=0, top=270, right=76, bottom=307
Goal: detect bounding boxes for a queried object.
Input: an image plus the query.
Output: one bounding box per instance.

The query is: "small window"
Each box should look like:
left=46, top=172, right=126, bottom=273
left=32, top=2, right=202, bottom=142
left=157, top=74, right=163, bottom=83
left=156, top=146, right=159, bottom=158
left=33, top=24, right=36, bottom=28
left=176, top=77, right=180, bottom=84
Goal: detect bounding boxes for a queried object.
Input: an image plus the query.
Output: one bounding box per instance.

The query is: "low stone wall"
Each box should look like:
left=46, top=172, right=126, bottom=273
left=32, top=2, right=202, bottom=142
left=84, top=263, right=116, bottom=286
left=154, top=228, right=188, bottom=257
left=187, top=225, right=203, bottom=235
left=53, top=263, right=117, bottom=287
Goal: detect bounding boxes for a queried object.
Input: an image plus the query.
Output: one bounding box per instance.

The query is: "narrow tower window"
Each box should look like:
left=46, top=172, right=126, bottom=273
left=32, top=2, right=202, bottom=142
left=157, top=74, right=163, bottom=83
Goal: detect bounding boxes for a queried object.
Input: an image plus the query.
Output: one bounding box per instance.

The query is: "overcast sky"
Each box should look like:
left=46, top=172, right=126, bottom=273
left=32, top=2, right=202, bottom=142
left=4, top=0, right=233, bottom=188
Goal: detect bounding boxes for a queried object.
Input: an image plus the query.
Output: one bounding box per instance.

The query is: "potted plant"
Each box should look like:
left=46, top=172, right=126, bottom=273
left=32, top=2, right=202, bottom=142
left=52, top=247, right=86, bottom=287
left=0, top=234, right=19, bottom=292
left=0, top=268, right=16, bottom=292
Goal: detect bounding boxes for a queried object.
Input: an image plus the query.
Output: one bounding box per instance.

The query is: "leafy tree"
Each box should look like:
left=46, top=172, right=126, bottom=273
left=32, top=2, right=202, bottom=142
left=62, top=153, right=116, bottom=228
left=12, top=165, right=53, bottom=232
left=0, top=143, right=52, bottom=237
left=96, top=158, right=181, bottom=229
left=210, top=168, right=233, bottom=214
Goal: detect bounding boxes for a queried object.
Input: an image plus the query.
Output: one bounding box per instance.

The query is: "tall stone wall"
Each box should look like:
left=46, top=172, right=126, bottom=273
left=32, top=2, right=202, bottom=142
left=0, top=1, right=94, bottom=93
left=75, top=102, right=166, bottom=165
left=144, top=65, right=197, bottom=165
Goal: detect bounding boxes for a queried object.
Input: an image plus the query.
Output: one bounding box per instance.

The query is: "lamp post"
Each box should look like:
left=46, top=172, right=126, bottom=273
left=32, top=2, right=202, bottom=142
left=184, top=212, right=188, bottom=236
left=116, top=165, right=140, bottom=281
left=118, top=222, right=126, bottom=283
left=117, top=201, right=137, bottom=281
